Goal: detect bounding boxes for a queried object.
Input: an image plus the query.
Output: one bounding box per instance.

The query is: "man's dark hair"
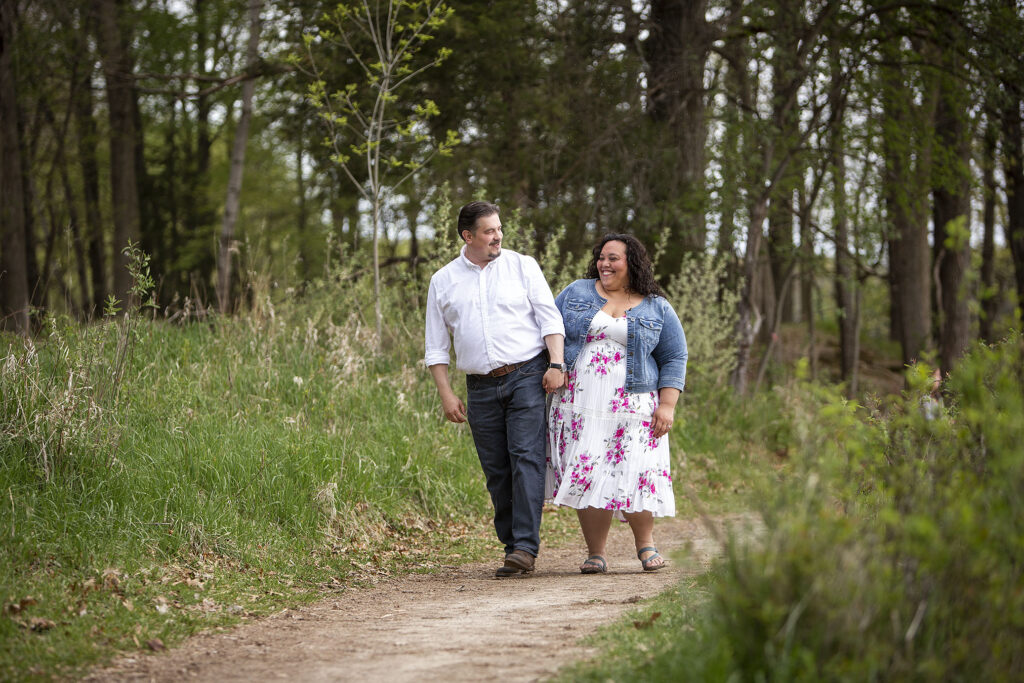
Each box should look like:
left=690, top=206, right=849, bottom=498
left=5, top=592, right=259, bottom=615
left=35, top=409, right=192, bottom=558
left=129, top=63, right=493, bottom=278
left=457, top=201, right=499, bottom=242
left=584, top=233, right=665, bottom=298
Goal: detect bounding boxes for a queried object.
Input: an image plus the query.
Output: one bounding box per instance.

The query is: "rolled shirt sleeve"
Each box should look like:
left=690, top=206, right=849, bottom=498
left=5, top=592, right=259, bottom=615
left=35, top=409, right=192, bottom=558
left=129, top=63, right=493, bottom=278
left=423, top=274, right=452, bottom=367
left=523, top=256, right=565, bottom=339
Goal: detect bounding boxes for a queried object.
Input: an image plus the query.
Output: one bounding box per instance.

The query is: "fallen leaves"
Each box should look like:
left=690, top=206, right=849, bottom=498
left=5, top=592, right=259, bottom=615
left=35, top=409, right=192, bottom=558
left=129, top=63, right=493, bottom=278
left=27, top=617, right=57, bottom=632
left=5, top=596, right=37, bottom=615
left=632, top=611, right=662, bottom=629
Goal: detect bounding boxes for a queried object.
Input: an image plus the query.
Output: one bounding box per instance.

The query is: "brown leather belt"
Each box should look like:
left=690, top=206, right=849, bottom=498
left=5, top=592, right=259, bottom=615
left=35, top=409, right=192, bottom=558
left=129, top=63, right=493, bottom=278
left=484, top=360, right=529, bottom=377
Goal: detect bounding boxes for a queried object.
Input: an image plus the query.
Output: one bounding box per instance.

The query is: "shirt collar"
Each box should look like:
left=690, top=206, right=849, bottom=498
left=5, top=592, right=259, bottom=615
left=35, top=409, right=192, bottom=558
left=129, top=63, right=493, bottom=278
left=459, top=244, right=503, bottom=271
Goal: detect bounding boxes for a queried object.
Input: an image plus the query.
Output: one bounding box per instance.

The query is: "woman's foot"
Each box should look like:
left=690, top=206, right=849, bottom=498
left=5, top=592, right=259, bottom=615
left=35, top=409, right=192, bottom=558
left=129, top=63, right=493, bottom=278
left=637, top=546, right=665, bottom=571
left=580, top=555, right=607, bottom=574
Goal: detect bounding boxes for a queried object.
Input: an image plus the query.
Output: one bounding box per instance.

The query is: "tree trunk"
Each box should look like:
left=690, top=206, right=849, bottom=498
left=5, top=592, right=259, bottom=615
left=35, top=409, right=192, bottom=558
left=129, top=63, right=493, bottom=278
left=766, top=1, right=804, bottom=327
left=1004, top=90, right=1024, bottom=318
left=71, top=8, right=107, bottom=314
left=799, top=183, right=817, bottom=379
left=644, top=0, right=708, bottom=264
left=217, top=0, right=263, bottom=314
left=980, top=115, right=998, bottom=343
left=833, top=114, right=857, bottom=387
left=0, top=0, right=30, bottom=334
left=880, top=46, right=937, bottom=366
left=732, top=196, right=768, bottom=394
left=932, top=45, right=973, bottom=376
left=94, top=0, right=141, bottom=304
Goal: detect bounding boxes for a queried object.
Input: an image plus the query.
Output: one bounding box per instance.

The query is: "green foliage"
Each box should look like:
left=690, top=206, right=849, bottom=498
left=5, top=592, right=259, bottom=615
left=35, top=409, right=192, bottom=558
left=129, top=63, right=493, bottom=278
left=663, top=252, right=740, bottom=387
left=572, top=335, right=1024, bottom=681
left=300, top=0, right=459, bottom=202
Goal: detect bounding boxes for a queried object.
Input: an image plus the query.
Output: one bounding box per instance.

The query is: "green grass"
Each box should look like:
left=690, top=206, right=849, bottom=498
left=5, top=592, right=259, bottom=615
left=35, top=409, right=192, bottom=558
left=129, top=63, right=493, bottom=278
left=550, top=569, right=731, bottom=683
left=0, top=271, right=778, bottom=680
left=0, top=296, right=504, bottom=679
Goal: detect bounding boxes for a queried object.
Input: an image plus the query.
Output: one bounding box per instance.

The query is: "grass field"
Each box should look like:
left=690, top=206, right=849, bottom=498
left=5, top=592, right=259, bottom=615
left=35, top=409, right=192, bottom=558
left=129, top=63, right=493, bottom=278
left=0, top=269, right=777, bottom=679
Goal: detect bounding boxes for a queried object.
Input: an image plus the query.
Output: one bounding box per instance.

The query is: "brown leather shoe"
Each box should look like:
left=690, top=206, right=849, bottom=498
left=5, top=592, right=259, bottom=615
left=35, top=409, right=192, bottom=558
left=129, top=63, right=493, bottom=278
left=495, top=549, right=535, bottom=577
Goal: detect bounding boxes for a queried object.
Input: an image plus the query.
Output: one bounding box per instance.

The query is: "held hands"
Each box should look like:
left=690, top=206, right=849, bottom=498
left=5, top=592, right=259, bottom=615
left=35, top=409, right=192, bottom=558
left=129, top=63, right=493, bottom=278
left=543, top=368, right=566, bottom=393
left=651, top=403, right=675, bottom=439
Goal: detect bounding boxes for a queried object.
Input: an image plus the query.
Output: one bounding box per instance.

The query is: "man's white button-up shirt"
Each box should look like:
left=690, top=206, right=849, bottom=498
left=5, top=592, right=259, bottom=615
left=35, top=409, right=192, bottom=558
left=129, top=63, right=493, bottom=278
left=424, top=246, right=565, bottom=375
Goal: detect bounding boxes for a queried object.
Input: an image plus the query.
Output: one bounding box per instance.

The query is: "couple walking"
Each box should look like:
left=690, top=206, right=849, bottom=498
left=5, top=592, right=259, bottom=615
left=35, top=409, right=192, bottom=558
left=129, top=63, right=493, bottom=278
left=425, top=201, right=687, bottom=577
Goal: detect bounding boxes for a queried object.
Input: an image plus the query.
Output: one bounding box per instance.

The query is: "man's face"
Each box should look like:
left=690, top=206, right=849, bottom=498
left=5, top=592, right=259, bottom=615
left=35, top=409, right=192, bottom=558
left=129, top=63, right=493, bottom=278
left=463, top=213, right=502, bottom=263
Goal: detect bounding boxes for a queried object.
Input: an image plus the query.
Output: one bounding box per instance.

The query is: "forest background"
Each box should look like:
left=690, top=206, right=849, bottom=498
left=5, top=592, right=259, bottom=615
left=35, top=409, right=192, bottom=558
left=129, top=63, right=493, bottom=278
left=2, top=0, right=1024, bottom=680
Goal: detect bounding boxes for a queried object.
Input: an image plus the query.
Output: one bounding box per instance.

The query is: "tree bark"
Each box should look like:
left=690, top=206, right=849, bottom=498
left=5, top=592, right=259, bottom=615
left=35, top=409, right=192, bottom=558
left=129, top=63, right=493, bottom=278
left=644, top=0, right=709, bottom=263
left=880, top=44, right=937, bottom=366
left=0, top=0, right=30, bottom=334
left=1004, top=90, right=1024, bottom=318
left=833, top=104, right=857, bottom=388
left=71, top=5, right=107, bottom=315
left=932, top=43, right=973, bottom=376
left=980, top=114, right=998, bottom=343
left=766, top=0, right=804, bottom=327
left=217, top=0, right=263, bottom=314
left=94, top=0, right=141, bottom=304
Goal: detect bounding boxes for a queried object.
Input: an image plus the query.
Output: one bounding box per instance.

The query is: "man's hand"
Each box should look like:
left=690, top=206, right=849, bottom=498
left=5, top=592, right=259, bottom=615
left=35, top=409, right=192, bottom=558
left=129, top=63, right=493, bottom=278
left=429, top=364, right=467, bottom=423
left=441, top=392, right=467, bottom=423
left=543, top=368, right=565, bottom=393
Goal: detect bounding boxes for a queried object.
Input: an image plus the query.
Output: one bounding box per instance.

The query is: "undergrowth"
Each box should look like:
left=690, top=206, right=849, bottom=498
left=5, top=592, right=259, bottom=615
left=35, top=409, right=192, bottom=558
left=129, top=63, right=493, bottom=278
left=559, top=334, right=1024, bottom=681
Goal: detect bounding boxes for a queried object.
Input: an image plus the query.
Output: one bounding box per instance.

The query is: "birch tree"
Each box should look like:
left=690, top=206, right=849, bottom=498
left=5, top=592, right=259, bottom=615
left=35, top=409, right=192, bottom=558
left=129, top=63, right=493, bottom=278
left=302, top=0, right=457, bottom=340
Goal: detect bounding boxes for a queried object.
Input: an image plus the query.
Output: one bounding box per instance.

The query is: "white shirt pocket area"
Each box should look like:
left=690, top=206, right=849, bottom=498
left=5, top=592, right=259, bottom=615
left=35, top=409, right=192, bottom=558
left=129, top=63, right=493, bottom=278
left=496, top=282, right=528, bottom=309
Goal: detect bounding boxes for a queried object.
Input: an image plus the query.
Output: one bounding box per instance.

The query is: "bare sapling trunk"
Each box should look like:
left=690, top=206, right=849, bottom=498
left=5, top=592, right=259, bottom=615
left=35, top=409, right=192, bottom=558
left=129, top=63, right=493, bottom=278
left=217, top=0, right=263, bottom=314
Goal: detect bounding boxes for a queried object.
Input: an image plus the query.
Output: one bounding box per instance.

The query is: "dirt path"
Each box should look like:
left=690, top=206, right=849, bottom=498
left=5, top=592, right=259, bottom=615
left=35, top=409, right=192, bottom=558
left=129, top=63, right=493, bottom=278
left=88, top=513, right=756, bottom=682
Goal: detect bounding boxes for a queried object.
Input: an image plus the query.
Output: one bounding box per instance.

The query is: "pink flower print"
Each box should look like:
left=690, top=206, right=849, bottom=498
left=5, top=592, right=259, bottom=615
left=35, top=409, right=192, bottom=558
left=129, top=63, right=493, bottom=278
left=642, top=420, right=659, bottom=449
left=571, top=414, right=585, bottom=440
left=609, top=387, right=630, bottom=414
left=568, top=453, right=594, bottom=494
left=638, top=471, right=657, bottom=496
left=588, top=351, right=612, bottom=375
left=586, top=328, right=608, bottom=343
left=612, top=350, right=623, bottom=364
left=604, top=425, right=629, bottom=465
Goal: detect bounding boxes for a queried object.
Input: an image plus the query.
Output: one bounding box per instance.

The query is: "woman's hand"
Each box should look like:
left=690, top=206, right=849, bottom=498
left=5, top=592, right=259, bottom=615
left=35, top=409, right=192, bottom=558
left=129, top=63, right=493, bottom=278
left=543, top=368, right=565, bottom=393
left=651, top=403, right=674, bottom=438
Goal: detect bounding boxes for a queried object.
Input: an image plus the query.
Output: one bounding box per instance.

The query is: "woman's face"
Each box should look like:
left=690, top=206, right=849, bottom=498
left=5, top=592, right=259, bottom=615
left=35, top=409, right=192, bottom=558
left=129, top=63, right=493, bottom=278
left=596, top=240, right=629, bottom=292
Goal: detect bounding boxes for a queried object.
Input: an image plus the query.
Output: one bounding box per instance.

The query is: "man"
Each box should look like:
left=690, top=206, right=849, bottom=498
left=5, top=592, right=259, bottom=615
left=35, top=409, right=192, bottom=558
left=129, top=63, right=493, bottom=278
left=425, top=201, right=566, bottom=577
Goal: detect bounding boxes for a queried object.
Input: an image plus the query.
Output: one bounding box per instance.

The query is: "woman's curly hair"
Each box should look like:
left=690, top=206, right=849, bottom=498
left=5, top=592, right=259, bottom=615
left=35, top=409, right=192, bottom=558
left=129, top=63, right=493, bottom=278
left=584, top=233, right=664, bottom=298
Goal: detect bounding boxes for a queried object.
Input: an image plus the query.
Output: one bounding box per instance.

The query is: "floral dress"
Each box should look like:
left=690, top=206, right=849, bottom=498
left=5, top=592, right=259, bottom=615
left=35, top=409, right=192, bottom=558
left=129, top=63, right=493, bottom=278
left=545, top=309, right=675, bottom=519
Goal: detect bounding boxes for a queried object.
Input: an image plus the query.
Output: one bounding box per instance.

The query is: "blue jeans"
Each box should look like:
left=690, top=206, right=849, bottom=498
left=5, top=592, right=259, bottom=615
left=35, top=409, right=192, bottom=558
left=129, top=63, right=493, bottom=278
left=465, top=353, right=548, bottom=557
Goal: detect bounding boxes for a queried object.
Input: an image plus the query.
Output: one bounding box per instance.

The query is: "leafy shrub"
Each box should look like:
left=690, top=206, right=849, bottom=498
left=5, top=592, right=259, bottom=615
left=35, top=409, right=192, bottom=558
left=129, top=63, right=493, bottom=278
left=663, top=252, right=740, bottom=386
left=692, top=334, right=1024, bottom=680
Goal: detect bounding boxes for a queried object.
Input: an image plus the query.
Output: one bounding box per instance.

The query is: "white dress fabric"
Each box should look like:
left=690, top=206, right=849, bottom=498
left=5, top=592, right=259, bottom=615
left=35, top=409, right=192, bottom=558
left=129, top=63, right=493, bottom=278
left=545, top=310, right=675, bottom=519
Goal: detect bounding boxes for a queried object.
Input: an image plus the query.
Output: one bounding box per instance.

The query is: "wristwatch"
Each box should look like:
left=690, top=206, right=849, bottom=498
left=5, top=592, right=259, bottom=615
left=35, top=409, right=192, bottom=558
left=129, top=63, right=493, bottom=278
left=548, top=362, right=567, bottom=371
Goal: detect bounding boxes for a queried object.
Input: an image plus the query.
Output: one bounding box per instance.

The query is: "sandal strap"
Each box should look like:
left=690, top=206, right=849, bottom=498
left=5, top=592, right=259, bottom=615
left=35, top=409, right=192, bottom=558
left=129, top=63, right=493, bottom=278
left=636, top=546, right=659, bottom=559
left=583, top=555, right=606, bottom=568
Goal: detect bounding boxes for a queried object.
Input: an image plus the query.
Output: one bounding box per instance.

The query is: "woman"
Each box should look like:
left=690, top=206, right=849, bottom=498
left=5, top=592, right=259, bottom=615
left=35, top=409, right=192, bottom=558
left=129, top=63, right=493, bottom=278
left=545, top=234, right=687, bottom=573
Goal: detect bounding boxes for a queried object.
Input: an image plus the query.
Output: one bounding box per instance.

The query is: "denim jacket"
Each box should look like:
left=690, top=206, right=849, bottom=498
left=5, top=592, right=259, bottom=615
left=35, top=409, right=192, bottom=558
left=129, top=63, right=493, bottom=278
left=556, top=279, right=687, bottom=393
